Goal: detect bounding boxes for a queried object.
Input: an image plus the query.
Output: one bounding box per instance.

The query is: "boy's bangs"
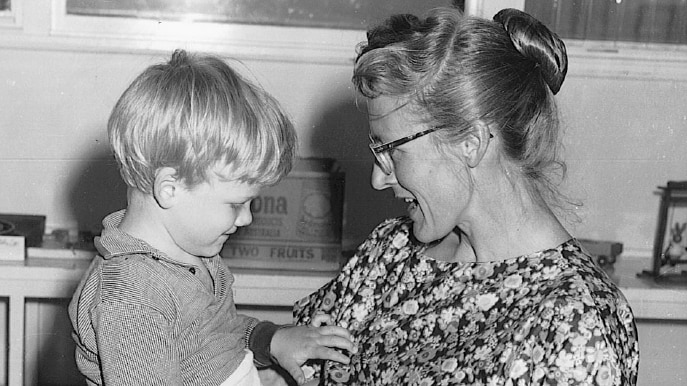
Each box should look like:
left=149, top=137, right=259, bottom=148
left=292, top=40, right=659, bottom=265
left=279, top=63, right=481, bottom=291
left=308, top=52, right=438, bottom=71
left=219, top=104, right=296, bottom=186
left=182, top=86, right=296, bottom=187
left=109, top=50, right=297, bottom=192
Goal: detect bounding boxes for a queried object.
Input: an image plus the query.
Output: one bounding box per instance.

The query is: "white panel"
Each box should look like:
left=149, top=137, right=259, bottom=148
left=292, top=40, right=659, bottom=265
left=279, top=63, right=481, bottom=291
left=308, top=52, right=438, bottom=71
left=465, top=0, right=525, bottom=18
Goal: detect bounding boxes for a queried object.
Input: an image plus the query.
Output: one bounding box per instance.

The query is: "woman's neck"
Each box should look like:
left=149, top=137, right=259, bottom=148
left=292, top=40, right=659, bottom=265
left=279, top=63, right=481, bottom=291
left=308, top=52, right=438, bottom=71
left=460, top=174, right=571, bottom=262
left=423, top=230, right=476, bottom=263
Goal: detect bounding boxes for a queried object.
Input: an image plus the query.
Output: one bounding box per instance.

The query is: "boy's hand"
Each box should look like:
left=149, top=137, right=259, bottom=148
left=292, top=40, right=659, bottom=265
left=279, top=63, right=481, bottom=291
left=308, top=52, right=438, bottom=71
left=257, top=367, right=290, bottom=386
left=270, top=321, right=356, bottom=385
left=310, top=313, right=333, bottom=327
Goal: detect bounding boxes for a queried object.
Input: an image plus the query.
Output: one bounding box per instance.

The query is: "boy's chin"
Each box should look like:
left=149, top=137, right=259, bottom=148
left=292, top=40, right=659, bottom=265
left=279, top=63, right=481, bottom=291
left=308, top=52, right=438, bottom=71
left=192, top=245, right=224, bottom=258
left=204, top=247, right=224, bottom=258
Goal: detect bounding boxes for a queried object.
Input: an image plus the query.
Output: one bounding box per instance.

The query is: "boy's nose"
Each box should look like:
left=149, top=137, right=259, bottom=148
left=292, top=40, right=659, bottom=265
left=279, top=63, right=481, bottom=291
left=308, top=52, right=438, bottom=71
left=236, top=204, right=253, bottom=227
left=371, top=163, right=396, bottom=191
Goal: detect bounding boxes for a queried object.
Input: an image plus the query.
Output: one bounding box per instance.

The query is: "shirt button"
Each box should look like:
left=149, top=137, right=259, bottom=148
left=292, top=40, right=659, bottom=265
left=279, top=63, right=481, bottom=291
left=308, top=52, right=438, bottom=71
left=189, top=267, right=196, bottom=274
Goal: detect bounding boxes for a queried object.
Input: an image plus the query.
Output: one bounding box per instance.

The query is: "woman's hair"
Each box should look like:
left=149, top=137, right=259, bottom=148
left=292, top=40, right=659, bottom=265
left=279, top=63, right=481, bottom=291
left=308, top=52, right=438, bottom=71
left=109, top=49, right=297, bottom=194
left=353, top=7, right=569, bottom=207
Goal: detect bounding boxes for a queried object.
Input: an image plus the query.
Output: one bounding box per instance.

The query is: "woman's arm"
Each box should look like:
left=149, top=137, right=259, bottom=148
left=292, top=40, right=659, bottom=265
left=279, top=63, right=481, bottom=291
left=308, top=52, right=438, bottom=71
left=507, top=295, right=638, bottom=385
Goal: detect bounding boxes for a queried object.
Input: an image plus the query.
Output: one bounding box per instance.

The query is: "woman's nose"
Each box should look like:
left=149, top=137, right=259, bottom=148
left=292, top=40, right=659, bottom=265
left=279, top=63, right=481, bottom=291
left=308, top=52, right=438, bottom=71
left=371, top=163, right=396, bottom=191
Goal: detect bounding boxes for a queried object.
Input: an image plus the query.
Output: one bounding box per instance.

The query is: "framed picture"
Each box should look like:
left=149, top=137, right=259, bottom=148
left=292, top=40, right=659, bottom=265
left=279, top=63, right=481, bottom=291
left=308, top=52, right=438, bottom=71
left=643, top=181, right=687, bottom=280
left=66, top=0, right=461, bottom=30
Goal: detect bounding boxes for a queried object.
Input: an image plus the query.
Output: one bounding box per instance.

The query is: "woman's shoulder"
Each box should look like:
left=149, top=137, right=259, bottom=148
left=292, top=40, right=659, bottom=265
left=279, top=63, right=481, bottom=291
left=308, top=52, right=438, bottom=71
left=530, top=243, right=639, bottom=379
left=360, top=216, right=416, bottom=250
left=345, top=216, right=417, bottom=267
left=537, top=240, right=635, bottom=321
left=369, top=216, right=414, bottom=239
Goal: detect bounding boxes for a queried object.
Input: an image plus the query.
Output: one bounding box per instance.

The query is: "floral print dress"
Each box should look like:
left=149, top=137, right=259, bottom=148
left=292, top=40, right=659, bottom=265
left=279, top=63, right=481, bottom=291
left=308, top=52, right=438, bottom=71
left=294, top=217, right=639, bottom=385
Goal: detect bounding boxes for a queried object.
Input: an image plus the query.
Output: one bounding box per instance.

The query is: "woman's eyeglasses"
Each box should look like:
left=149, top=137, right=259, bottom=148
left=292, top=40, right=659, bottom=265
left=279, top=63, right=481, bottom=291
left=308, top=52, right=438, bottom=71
left=368, top=127, right=441, bottom=175
left=369, top=128, right=493, bottom=175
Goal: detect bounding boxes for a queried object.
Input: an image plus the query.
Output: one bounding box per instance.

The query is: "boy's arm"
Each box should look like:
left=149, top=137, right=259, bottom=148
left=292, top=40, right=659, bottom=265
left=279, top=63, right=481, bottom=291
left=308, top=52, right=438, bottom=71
left=246, top=319, right=283, bottom=367
left=244, top=317, right=354, bottom=385
left=94, top=302, right=181, bottom=385
left=268, top=323, right=355, bottom=385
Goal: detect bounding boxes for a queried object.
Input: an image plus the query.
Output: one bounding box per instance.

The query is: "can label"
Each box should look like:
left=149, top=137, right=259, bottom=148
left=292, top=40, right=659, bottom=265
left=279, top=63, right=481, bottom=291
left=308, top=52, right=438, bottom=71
left=221, top=161, right=344, bottom=272
left=230, top=174, right=343, bottom=244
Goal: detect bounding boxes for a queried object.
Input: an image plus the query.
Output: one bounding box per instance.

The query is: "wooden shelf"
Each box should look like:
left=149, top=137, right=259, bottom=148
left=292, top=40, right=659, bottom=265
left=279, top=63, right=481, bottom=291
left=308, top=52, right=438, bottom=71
left=0, top=256, right=335, bottom=386
left=606, top=257, right=687, bottom=320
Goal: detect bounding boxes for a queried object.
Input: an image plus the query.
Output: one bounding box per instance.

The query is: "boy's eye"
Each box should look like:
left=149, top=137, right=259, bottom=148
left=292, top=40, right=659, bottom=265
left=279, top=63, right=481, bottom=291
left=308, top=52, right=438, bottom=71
left=230, top=201, right=252, bottom=210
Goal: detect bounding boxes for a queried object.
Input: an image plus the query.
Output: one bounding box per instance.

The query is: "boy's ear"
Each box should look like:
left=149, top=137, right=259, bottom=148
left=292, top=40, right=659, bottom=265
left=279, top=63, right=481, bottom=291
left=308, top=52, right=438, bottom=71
left=153, top=167, right=181, bottom=209
left=459, top=120, right=492, bottom=168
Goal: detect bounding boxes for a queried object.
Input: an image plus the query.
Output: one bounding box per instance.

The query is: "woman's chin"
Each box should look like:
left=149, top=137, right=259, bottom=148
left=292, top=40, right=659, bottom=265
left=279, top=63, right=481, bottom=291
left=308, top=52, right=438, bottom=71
left=412, top=219, right=454, bottom=245
left=412, top=223, right=435, bottom=244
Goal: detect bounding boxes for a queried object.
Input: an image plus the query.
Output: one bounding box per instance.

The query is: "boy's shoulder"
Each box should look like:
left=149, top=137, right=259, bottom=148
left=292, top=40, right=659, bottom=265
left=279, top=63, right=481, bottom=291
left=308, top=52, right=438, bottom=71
left=71, top=253, right=183, bottom=335
left=86, top=252, right=179, bottom=304
left=77, top=251, right=217, bottom=326
left=96, top=250, right=167, bottom=278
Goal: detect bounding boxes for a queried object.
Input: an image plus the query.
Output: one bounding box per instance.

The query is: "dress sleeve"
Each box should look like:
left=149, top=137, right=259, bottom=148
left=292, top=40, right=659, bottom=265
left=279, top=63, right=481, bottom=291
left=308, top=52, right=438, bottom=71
left=292, top=218, right=404, bottom=384
left=292, top=217, right=403, bottom=325
left=294, top=249, right=358, bottom=325
left=506, top=295, right=632, bottom=385
left=93, top=301, right=181, bottom=386
left=291, top=249, right=363, bottom=383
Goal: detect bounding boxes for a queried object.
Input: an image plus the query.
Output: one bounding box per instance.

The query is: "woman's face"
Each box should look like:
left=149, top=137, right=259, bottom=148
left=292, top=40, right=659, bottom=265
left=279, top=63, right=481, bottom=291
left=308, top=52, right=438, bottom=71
left=367, top=96, right=470, bottom=243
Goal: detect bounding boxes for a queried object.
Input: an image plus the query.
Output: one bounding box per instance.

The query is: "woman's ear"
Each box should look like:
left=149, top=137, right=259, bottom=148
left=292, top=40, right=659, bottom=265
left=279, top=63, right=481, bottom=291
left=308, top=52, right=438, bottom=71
left=460, top=120, right=492, bottom=168
left=152, top=167, right=180, bottom=209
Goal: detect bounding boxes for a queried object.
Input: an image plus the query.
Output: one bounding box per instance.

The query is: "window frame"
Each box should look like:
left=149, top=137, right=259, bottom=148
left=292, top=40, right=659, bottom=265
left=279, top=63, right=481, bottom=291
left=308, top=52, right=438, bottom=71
left=465, top=0, right=687, bottom=81
left=0, top=0, right=686, bottom=80
left=51, top=0, right=367, bottom=63
left=0, top=0, right=22, bottom=28
left=3, top=0, right=367, bottom=64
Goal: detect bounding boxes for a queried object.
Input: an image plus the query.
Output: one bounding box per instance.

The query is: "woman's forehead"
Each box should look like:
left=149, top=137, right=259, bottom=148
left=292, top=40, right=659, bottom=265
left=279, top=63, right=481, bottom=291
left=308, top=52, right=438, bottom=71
left=367, top=96, right=429, bottom=140
left=366, top=96, right=411, bottom=120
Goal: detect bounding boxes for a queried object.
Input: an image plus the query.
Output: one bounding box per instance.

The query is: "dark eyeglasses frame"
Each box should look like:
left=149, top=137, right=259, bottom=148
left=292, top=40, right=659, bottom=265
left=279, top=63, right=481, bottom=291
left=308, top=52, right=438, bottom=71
left=369, top=128, right=494, bottom=175
left=368, top=127, right=441, bottom=175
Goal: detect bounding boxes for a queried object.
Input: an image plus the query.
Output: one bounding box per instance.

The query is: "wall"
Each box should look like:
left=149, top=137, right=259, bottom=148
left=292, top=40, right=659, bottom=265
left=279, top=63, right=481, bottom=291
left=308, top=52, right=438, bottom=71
left=561, top=65, right=687, bottom=253
left=1, top=49, right=686, bottom=255
left=636, top=319, right=687, bottom=385
left=1, top=5, right=687, bottom=255
left=2, top=3, right=686, bottom=386
left=0, top=47, right=412, bottom=251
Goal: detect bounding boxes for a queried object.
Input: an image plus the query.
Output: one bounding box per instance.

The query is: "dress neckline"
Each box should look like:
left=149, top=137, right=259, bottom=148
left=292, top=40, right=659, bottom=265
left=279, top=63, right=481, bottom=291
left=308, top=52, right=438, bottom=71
left=416, top=238, right=579, bottom=266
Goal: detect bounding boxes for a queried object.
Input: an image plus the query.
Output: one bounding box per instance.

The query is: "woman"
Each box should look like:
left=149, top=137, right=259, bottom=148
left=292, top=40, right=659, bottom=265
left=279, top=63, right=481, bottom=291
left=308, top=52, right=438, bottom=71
left=294, top=7, right=639, bottom=386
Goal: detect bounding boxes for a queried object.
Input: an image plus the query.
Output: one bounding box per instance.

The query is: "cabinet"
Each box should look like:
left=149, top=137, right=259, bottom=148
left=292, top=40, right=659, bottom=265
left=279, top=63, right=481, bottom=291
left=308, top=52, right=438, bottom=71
left=0, top=256, right=333, bottom=386
left=1, top=254, right=686, bottom=385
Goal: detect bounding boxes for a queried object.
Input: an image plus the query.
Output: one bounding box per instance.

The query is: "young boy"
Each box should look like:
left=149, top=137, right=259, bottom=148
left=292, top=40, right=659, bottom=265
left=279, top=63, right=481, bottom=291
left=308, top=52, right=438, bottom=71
left=68, top=49, right=354, bottom=386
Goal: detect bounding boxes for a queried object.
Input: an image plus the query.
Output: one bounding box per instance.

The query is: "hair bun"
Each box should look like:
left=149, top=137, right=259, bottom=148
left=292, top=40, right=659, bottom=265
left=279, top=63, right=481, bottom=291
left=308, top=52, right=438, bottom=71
left=493, top=8, right=568, bottom=94
left=359, top=14, right=424, bottom=57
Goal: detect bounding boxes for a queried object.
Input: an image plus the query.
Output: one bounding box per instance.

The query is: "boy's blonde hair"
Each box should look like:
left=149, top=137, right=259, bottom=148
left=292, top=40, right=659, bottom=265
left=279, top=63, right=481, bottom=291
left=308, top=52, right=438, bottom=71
left=109, top=49, right=297, bottom=193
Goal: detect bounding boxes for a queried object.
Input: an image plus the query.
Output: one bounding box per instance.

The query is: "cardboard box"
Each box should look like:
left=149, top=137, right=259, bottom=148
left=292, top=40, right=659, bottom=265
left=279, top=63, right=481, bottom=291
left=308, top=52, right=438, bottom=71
left=0, top=235, right=25, bottom=261
left=221, top=158, right=344, bottom=272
